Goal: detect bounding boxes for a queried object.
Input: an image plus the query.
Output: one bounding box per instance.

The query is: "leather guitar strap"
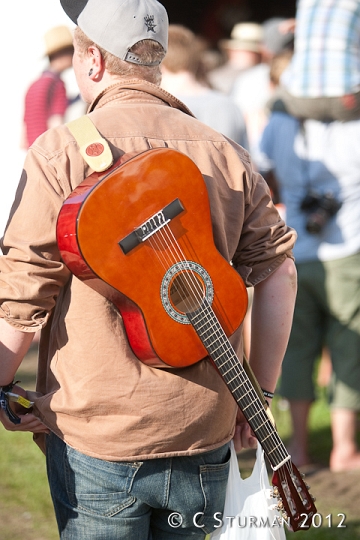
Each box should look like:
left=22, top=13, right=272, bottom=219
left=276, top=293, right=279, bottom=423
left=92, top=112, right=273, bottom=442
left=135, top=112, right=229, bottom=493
left=66, top=115, right=114, bottom=172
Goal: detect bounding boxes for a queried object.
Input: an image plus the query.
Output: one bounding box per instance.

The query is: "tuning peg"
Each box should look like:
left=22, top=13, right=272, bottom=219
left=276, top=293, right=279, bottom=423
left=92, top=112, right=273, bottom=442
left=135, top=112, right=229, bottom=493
left=276, top=501, right=284, bottom=511
left=311, top=495, right=316, bottom=502
left=282, top=512, right=288, bottom=521
left=271, top=486, right=279, bottom=498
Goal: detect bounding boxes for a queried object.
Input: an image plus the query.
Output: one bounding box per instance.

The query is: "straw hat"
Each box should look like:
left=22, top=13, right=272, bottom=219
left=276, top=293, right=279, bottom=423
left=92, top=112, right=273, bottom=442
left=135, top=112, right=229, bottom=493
left=44, top=25, right=73, bottom=56
left=220, top=22, right=263, bottom=52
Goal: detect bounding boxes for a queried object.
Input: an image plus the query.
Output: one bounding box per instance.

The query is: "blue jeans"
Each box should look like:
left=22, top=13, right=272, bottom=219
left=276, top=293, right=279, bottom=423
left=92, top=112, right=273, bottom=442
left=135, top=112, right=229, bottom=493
left=46, top=433, right=230, bottom=539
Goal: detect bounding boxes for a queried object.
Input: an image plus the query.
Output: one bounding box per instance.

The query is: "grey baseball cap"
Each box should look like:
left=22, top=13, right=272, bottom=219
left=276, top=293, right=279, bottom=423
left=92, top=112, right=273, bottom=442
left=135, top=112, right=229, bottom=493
left=60, top=0, right=168, bottom=65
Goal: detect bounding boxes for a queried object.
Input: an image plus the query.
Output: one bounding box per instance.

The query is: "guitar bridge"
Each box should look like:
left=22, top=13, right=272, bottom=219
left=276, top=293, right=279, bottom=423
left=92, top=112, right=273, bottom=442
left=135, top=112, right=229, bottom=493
left=119, top=199, right=184, bottom=254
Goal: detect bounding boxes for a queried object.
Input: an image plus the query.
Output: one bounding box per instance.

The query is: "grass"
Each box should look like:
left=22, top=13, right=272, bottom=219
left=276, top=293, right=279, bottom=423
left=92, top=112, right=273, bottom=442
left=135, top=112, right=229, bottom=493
left=274, top=386, right=333, bottom=466
left=0, top=345, right=58, bottom=540
left=0, top=430, right=58, bottom=540
left=271, top=387, right=360, bottom=539
left=1, top=349, right=359, bottom=539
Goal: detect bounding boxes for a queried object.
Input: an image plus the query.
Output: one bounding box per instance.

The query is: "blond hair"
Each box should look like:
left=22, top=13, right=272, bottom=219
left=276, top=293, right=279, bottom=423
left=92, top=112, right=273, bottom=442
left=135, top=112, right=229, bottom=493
left=162, top=25, right=205, bottom=75
left=74, top=27, right=165, bottom=85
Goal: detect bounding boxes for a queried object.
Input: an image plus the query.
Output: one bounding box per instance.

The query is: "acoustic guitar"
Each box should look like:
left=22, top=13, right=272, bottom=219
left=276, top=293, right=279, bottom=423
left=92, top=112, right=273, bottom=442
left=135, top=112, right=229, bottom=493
left=57, top=147, right=316, bottom=531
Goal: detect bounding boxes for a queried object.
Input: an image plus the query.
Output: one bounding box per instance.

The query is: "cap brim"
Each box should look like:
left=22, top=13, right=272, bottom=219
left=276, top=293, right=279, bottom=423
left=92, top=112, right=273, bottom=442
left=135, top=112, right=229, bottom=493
left=60, top=0, right=89, bottom=24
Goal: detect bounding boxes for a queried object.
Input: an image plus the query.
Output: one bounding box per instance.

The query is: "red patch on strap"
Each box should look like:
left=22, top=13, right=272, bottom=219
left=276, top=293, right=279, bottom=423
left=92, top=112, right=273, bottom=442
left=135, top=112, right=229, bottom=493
left=86, top=143, right=104, bottom=157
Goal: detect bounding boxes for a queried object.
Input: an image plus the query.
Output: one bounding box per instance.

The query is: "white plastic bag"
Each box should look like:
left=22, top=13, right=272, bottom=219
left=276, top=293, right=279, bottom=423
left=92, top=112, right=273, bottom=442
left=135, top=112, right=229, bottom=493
left=211, top=441, right=286, bottom=540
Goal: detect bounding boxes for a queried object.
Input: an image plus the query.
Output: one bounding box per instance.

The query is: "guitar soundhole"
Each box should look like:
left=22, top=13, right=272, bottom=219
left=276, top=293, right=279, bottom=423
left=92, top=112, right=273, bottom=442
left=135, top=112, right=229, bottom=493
left=161, top=261, right=214, bottom=324
left=169, top=272, right=204, bottom=313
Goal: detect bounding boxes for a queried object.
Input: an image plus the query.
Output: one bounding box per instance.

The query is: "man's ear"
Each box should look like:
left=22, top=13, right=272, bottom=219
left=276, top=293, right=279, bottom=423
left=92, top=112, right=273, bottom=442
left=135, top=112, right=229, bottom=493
left=88, top=45, right=104, bottom=80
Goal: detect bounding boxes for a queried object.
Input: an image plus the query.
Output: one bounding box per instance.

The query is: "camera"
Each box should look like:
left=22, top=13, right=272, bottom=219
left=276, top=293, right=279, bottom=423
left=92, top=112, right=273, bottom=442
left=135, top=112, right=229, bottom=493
left=300, top=190, right=342, bottom=234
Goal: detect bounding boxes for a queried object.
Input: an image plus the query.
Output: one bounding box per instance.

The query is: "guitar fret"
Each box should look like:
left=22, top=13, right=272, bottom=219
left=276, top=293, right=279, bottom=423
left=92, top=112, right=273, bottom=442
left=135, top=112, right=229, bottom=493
left=196, top=321, right=213, bottom=333
left=226, top=373, right=244, bottom=385
left=219, top=362, right=241, bottom=375
left=188, top=310, right=203, bottom=323
left=251, top=418, right=272, bottom=431
left=198, top=330, right=224, bottom=347
left=240, top=403, right=263, bottom=418
left=266, top=442, right=285, bottom=455
left=257, top=421, right=277, bottom=437
left=227, top=378, right=249, bottom=390
left=210, top=349, right=233, bottom=363
left=206, top=341, right=232, bottom=356
left=197, top=321, right=228, bottom=345
left=240, top=401, right=254, bottom=411
left=216, top=358, right=234, bottom=370
left=232, top=385, right=252, bottom=397
left=260, top=431, right=274, bottom=443
left=220, top=364, right=238, bottom=376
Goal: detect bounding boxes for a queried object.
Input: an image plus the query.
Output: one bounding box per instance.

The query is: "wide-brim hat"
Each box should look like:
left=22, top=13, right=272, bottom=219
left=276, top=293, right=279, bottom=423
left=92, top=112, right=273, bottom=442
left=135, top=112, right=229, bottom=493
left=44, top=25, right=73, bottom=56
left=220, top=22, right=263, bottom=53
left=60, top=0, right=168, bottom=65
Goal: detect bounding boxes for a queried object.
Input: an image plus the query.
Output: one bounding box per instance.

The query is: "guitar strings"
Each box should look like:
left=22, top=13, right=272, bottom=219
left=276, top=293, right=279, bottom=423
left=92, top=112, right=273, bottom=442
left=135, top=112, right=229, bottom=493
left=148, top=224, right=292, bottom=469
left=147, top=223, right=292, bottom=472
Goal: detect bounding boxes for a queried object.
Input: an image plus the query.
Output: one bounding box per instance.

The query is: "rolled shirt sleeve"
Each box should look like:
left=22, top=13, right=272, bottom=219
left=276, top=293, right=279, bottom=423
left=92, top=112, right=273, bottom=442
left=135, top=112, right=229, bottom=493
left=232, top=165, right=296, bottom=287
left=0, top=147, right=71, bottom=331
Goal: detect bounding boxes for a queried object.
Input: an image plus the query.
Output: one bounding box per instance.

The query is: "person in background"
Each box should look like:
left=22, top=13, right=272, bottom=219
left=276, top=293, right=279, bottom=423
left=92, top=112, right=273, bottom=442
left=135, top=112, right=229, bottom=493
left=260, top=109, right=360, bottom=473
left=280, top=0, right=360, bottom=122
left=21, top=25, right=76, bottom=149
left=161, top=24, right=249, bottom=150
left=207, top=22, right=263, bottom=95
left=0, top=0, right=297, bottom=537
left=231, top=17, right=294, bottom=167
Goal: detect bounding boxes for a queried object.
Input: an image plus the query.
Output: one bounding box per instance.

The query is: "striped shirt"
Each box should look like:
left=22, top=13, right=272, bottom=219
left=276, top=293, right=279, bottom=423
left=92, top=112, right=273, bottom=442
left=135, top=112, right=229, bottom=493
left=281, top=0, right=360, bottom=97
left=23, top=71, right=68, bottom=147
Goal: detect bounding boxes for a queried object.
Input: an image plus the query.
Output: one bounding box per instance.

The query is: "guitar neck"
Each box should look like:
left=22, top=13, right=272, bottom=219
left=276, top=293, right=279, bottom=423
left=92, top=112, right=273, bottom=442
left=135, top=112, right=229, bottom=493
left=187, top=299, right=290, bottom=470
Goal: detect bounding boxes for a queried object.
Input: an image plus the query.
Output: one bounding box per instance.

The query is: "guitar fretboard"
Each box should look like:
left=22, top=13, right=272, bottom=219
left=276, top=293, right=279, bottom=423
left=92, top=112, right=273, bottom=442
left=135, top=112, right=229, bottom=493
left=186, top=298, right=290, bottom=470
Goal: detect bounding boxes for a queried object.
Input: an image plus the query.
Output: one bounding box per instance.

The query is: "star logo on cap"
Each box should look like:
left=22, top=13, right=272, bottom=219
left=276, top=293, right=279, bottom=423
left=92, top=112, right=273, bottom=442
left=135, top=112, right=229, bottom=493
left=144, top=14, right=157, bottom=33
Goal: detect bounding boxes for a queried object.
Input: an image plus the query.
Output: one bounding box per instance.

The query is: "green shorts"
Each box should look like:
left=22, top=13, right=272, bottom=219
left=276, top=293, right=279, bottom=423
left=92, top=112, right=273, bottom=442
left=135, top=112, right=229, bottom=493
left=280, top=253, right=360, bottom=410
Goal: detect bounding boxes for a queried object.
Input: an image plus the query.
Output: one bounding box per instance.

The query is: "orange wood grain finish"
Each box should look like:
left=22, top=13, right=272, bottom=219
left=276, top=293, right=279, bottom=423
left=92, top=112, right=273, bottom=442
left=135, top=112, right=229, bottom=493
left=57, top=148, right=248, bottom=367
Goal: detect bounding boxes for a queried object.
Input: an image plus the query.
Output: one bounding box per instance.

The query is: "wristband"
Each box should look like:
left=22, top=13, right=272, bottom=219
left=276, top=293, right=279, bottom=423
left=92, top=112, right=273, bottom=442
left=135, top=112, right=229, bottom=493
left=261, top=388, right=274, bottom=400
left=0, top=381, right=22, bottom=425
left=0, top=380, right=19, bottom=393
left=0, top=389, right=21, bottom=425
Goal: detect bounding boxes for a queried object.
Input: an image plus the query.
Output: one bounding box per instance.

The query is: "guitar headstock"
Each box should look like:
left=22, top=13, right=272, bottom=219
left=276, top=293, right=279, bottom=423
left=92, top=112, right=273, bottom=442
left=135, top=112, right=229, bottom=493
left=271, top=461, right=317, bottom=532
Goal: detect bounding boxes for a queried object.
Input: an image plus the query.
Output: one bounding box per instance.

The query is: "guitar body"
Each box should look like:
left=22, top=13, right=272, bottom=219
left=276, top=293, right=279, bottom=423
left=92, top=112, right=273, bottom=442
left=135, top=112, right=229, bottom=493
left=57, top=147, right=248, bottom=367
left=57, top=146, right=317, bottom=530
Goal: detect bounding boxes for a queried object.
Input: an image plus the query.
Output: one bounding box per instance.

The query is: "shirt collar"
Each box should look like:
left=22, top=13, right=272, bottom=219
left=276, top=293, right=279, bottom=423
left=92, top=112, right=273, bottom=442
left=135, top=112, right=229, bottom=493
left=87, top=79, right=195, bottom=118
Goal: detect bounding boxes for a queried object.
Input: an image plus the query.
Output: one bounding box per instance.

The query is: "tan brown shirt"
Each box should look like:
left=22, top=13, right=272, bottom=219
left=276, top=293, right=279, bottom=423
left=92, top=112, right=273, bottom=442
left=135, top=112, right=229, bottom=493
left=0, top=80, right=296, bottom=460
